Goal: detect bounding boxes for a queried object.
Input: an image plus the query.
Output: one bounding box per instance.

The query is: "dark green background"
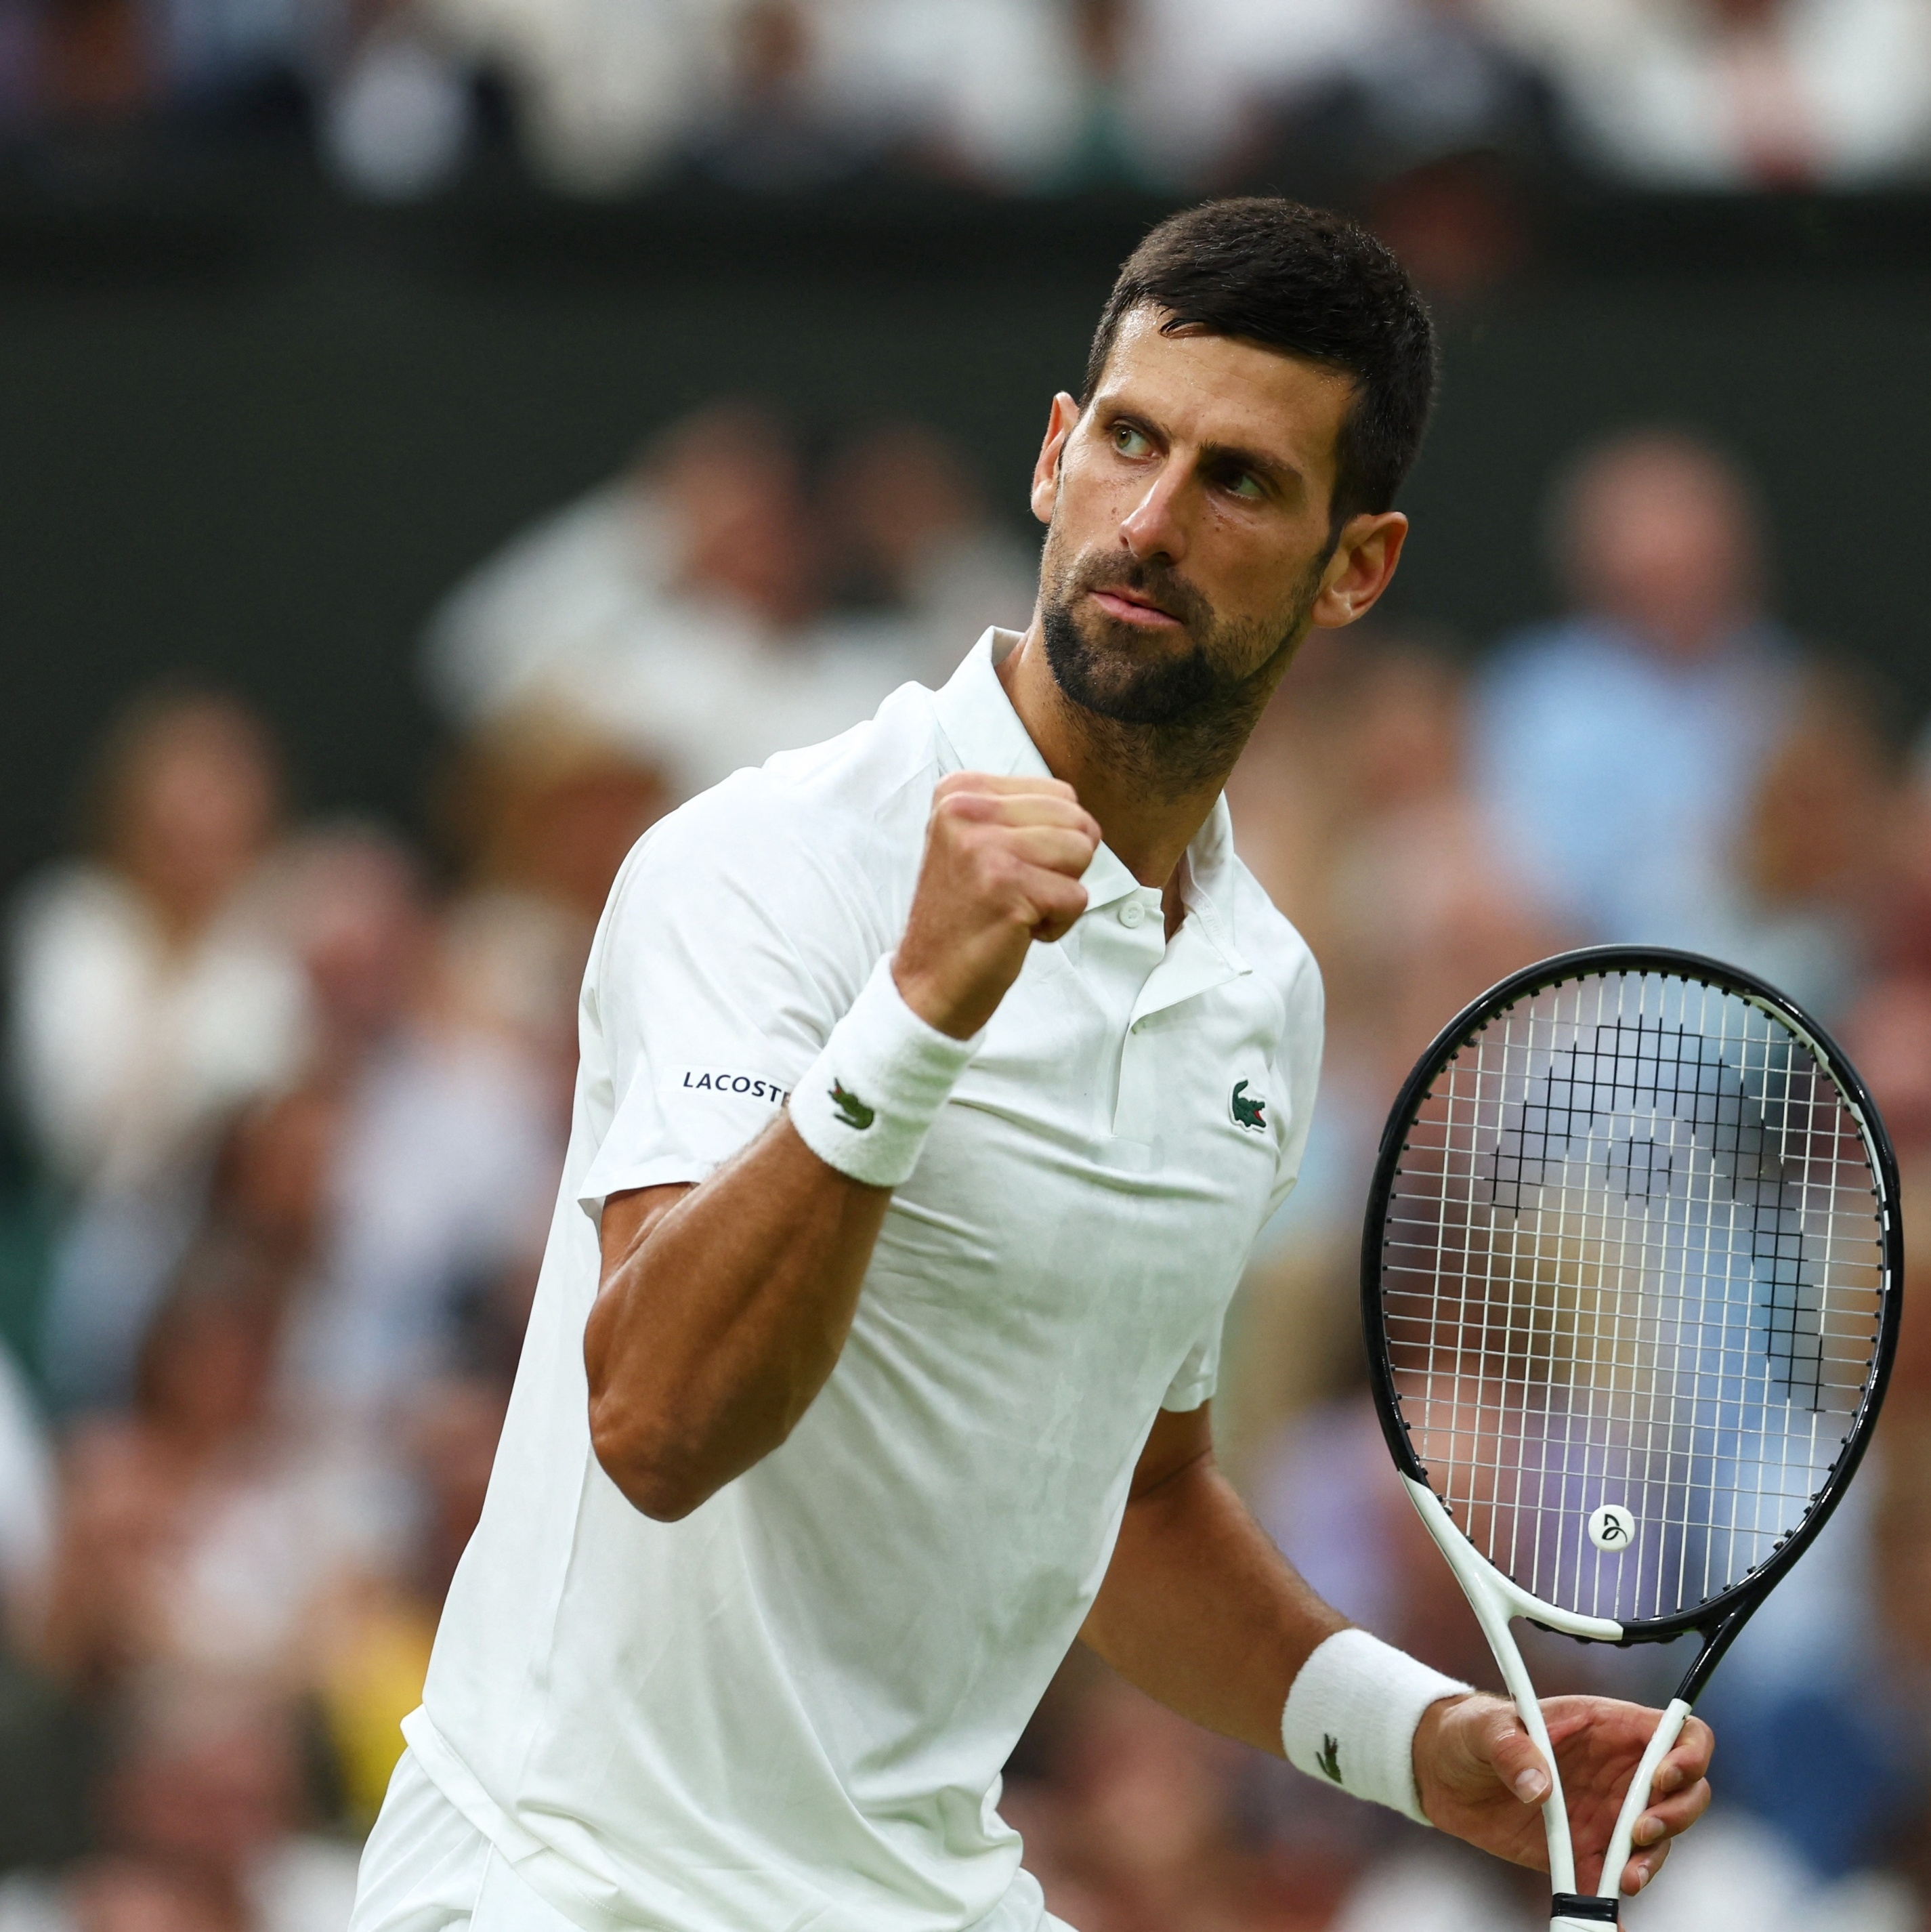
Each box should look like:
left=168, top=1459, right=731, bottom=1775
left=1, top=182, right=1927, bottom=892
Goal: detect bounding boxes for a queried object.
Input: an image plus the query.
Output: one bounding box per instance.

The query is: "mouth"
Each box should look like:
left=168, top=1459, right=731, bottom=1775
left=1088, top=585, right=1185, bottom=630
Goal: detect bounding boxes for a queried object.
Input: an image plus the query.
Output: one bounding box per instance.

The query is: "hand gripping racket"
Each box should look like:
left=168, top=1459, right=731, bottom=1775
left=1361, top=946, right=1903, bottom=1929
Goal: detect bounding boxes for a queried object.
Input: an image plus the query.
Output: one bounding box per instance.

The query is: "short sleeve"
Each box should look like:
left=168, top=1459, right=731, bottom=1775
left=574, top=777, right=893, bottom=1217
left=1266, top=949, right=1326, bottom=1220
left=1160, top=1324, right=1222, bottom=1415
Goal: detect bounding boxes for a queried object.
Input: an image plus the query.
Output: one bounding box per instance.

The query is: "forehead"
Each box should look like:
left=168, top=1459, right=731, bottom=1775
left=1091, top=308, right=1357, bottom=487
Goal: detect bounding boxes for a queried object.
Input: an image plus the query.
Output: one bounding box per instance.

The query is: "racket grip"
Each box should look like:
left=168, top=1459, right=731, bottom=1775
left=1550, top=1902, right=1619, bottom=1929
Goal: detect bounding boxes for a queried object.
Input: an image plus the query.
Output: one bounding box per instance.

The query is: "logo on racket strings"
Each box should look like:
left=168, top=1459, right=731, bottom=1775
left=1588, top=1503, right=1636, bottom=1553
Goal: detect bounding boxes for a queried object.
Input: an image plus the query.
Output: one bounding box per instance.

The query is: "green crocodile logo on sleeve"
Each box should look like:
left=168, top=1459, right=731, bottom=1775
left=1317, top=1734, right=1343, bottom=1784
left=830, top=1080, right=875, bottom=1131
left=1231, top=1080, right=1267, bottom=1131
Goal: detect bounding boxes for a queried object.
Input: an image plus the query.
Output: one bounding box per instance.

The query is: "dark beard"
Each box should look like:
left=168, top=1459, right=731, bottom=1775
left=1038, top=548, right=1326, bottom=801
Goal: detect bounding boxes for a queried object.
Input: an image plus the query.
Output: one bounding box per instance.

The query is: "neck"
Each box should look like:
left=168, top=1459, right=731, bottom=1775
left=997, top=621, right=1242, bottom=891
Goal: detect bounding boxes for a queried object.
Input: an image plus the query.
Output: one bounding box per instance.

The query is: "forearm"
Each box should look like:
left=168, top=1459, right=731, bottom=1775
left=585, top=1118, right=890, bottom=1520
left=1080, top=1441, right=1346, bottom=1756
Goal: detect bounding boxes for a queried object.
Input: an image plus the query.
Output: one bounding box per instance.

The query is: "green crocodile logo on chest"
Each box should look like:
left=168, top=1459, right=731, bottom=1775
left=1231, top=1080, right=1267, bottom=1131
left=830, top=1080, right=875, bottom=1131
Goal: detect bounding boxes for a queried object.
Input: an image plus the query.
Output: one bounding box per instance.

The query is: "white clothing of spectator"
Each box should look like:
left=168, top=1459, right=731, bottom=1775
left=276, top=1026, right=559, bottom=1415
left=422, top=0, right=730, bottom=192
left=1469, top=430, right=1794, bottom=951
left=423, top=404, right=981, bottom=797
left=1122, top=0, right=1405, bottom=181
left=809, top=0, right=1089, bottom=186
left=0, top=1340, right=53, bottom=1632
left=9, top=866, right=304, bottom=1197
left=1487, top=0, right=1931, bottom=188
left=7, top=694, right=305, bottom=1196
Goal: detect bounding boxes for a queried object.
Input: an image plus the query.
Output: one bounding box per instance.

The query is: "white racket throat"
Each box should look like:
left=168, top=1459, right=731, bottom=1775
left=1403, top=1475, right=1689, bottom=1917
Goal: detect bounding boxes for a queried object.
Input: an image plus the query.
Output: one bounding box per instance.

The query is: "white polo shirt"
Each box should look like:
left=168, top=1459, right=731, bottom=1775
left=402, top=629, right=1324, bottom=1932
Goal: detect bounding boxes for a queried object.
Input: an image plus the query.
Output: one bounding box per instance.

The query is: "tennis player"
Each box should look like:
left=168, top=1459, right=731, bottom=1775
left=351, top=198, right=1714, bottom=1932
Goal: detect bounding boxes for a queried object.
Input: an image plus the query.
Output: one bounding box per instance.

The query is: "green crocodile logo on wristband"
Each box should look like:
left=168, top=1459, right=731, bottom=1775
left=830, top=1080, right=875, bottom=1131
left=1317, top=1734, right=1343, bottom=1784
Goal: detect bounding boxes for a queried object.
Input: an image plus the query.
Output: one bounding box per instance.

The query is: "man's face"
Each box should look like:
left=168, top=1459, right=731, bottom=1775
left=1032, top=308, right=1360, bottom=729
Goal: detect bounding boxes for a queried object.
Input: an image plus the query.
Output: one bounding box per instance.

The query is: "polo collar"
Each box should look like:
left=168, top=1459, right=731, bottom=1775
left=931, top=629, right=1249, bottom=975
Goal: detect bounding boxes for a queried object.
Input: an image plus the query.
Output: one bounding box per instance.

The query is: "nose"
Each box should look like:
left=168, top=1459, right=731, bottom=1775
left=1118, top=463, right=1190, bottom=566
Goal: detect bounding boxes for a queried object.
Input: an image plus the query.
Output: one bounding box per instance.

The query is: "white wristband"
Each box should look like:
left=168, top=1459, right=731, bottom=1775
left=1281, top=1629, right=1470, bottom=1826
left=788, top=957, right=979, bottom=1189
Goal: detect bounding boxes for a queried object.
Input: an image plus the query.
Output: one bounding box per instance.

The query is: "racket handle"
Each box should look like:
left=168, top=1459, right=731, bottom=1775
left=1550, top=1902, right=1620, bottom=1929
left=1597, top=1696, right=1694, bottom=1904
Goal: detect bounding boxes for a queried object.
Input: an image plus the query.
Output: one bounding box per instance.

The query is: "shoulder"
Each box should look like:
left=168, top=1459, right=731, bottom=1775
left=591, top=680, right=945, bottom=984
left=624, top=679, right=942, bottom=895
left=8, top=863, right=145, bottom=969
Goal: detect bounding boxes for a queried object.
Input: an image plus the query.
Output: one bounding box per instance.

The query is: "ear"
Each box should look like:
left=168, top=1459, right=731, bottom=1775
left=1309, top=511, right=1409, bottom=631
left=1030, top=392, right=1083, bottom=528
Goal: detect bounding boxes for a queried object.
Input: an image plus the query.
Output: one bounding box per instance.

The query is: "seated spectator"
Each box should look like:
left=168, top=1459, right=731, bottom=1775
left=1469, top=428, right=1797, bottom=952
left=0, top=1673, right=360, bottom=1932
left=9, top=691, right=302, bottom=1198
left=817, top=419, right=1037, bottom=685
left=1699, top=668, right=1897, bottom=1022
left=423, top=400, right=973, bottom=795
left=1122, top=0, right=1400, bottom=184
left=1490, top=0, right=1931, bottom=188
left=434, top=701, right=673, bottom=1101
left=14, top=692, right=308, bottom=1414
left=684, top=0, right=867, bottom=191
left=265, top=830, right=558, bottom=1421
left=421, top=0, right=725, bottom=194
left=37, top=1253, right=402, bottom=1702
left=807, top=0, right=1090, bottom=190
left=1229, top=0, right=1566, bottom=207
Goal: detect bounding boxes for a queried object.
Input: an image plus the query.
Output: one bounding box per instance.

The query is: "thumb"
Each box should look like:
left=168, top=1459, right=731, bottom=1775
left=1478, top=1706, right=1552, bottom=1807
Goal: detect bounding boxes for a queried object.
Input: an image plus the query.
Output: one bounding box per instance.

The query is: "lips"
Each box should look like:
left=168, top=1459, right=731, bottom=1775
left=1090, top=585, right=1183, bottom=627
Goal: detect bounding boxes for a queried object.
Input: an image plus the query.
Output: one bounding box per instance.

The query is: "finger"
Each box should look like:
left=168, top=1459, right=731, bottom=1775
left=1477, top=1706, right=1553, bottom=1807
left=1004, top=826, right=1103, bottom=878
left=1633, top=1776, right=1712, bottom=1845
left=1621, top=1835, right=1672, bottom=1895
left=940, top=789, right=1101, bottom=843
left=1025, top=875, right=1090, bottom=942
left=1650, top=1716, right=1715, bottom=1793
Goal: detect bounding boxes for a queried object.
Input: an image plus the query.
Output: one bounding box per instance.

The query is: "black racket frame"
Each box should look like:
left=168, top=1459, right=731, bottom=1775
left=1360, top=944, right=1904, bottom=1698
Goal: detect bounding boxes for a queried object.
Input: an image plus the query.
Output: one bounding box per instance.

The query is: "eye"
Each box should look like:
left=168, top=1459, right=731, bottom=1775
left=1220, top=467, right=1265, bottom=502
left=1111, top=421, right=1153, bottom=459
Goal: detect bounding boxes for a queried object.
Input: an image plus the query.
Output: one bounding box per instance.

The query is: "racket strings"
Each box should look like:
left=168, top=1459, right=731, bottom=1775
left=1382, top=970, right=1888, bottom=1626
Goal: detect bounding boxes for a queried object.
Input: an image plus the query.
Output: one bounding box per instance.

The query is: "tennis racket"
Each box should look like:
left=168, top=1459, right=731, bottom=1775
left=1361, top=946, right=1903, bottom=1929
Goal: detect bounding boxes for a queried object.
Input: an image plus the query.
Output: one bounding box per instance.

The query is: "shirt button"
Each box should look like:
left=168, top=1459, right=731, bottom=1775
left=1118, top=900, right=1147, bottom=929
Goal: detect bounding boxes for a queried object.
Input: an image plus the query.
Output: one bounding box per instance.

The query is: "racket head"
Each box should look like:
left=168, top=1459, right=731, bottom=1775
left=1361, top=945, right=1903, bottom=1642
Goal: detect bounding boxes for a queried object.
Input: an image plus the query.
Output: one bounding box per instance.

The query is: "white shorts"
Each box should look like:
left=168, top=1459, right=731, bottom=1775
left=349, top=1750, right=582, bottom=1932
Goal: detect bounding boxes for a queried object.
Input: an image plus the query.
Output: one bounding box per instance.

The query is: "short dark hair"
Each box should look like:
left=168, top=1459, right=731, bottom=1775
left=1082, top=198, right=1439, bottom=528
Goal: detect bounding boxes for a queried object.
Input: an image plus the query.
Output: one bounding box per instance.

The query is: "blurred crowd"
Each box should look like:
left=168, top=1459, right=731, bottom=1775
left=8, top=0, right=1931, bottom=203
left=0, top=398, right=1928, bottom=1932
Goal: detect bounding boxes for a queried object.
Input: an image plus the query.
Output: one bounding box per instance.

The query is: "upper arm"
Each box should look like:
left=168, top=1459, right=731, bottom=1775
left=576, top=784, right=887, bottom=1219
left=597, top=1182, right=694, bottom=1290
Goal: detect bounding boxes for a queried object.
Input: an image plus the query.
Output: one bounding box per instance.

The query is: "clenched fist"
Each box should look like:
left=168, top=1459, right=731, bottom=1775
left=893, top=772, right=1103, bottom=1041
